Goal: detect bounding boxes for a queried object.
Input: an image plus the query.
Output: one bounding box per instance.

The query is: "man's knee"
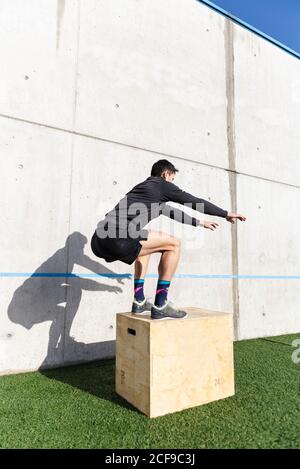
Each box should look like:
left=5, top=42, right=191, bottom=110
left=173, top=237, right=181, bottom=250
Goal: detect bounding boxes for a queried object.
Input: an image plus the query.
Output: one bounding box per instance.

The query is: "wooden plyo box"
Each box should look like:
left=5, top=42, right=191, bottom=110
left=116, top=308, right=235, bottom=418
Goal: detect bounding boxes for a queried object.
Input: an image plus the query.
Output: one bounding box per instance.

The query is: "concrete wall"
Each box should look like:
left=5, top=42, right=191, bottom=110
left=1, top=0, right=299, bottom=375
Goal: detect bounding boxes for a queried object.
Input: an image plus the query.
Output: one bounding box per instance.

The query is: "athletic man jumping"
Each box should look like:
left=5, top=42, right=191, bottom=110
left=91, top=159, right=246, bottom=320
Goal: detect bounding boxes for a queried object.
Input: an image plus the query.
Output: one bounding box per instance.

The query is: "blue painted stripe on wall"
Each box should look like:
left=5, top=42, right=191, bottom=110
left=1, top=272, right=300, bottom=279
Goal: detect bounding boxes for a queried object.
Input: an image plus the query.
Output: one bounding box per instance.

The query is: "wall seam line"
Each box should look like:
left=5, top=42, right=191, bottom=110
left=0, top=120, right=299, bottom=190
left=225, top=20, right=240, bottom=339
left=63, top=0, right=81, bottom=364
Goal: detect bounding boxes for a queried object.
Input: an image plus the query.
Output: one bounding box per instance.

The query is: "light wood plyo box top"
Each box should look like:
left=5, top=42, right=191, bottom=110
left=118, top=307, right=232, bottom=323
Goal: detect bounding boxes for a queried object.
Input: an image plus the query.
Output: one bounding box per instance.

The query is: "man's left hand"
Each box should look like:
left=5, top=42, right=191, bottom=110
left=226, top=212, right=246, bottom=224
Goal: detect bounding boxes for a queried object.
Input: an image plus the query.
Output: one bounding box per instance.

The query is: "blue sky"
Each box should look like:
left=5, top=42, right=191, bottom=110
left=200, top=0, right=300, bottom=57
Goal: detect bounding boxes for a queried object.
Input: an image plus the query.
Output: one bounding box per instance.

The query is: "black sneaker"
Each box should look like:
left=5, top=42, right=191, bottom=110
left=151, top=301, right=188, bottom=320
left=131, top=298, right=153, bottom=314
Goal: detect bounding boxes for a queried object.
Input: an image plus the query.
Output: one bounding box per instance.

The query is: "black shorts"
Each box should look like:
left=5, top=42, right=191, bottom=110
left=91, top=230, right=149, bottom=265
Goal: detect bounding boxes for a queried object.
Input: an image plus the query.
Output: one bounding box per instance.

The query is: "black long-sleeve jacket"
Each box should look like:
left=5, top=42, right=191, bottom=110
left=96, top=176, right=228, bottom=239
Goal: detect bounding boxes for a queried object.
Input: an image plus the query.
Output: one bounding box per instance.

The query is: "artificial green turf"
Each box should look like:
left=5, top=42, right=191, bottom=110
left=0, top=334, right=299, bottom=449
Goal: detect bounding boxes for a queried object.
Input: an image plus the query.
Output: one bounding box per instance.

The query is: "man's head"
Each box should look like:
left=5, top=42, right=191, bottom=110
left=151, top=159, right=179, bottom=182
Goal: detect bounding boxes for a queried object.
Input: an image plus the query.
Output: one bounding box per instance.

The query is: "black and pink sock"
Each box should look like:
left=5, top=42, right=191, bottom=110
left=134, top=278, right=145, bottom=302
left=154, top=280, right=171, bottom=307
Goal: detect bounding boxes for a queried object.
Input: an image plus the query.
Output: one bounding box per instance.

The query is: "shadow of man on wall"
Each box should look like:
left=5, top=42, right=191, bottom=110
left=7, top=231, right=131, bottom=371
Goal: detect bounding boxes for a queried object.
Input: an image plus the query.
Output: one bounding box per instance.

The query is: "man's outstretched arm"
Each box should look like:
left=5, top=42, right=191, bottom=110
left=160, top=202, right=201, bottom=227
left=161, top=180, right=228, bottom=218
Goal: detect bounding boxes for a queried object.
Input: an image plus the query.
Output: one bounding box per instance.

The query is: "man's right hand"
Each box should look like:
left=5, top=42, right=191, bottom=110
left=199, top=220, right=219, bottom=231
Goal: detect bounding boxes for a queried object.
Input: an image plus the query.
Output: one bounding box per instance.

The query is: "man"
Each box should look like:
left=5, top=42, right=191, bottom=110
left=91, top=159, right=246, bottom=320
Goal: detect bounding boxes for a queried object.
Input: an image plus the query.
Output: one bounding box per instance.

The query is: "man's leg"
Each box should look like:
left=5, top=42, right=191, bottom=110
left=131, top=230, right=180, bottom=313
left=139, top=230, right=181, bottom=276
left=153, top=240, right=181, bottom=307
left=157, top=238, right=181, bottom=280
left=135, top=231, right=186, bottom=319
left=133, top=235, right=180, bottom=303
left=133, top=254, right=151, bottom=303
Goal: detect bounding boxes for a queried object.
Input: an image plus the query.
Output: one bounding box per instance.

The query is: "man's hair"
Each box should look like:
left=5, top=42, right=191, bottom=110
left=151, top=159, right=179, bottom=177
